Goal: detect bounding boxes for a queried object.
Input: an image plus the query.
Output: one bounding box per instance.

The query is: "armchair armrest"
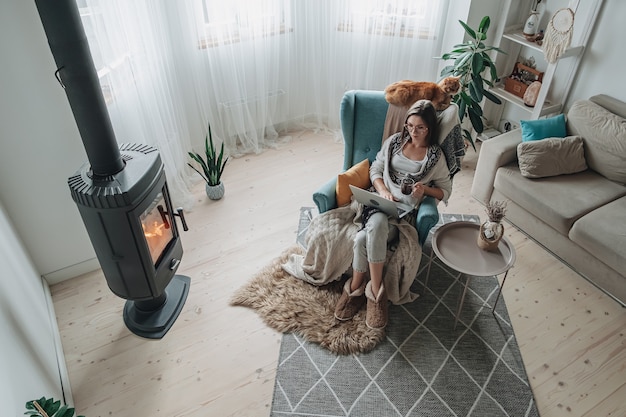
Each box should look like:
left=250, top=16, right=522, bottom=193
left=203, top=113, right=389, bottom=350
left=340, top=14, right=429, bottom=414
left=314, top=178, right=438, bottom=243
left=471, top=130, right=522, bottom=205
left=312, top=177, right=338, bottom=214
left=415, top=196, right=438, bottom=246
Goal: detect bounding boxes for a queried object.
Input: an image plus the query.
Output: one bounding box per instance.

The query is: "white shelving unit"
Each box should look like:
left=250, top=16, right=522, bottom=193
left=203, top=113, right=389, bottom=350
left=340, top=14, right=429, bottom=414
left=484, top=0, right=604, bottom=129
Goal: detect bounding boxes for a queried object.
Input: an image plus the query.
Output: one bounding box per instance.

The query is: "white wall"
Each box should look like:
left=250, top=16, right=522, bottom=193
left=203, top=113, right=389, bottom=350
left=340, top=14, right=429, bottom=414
left=0, top=0, right=625, bottom=287
left=566, top=1, right=626, bottom=105
left=0, top=202, right=69, bottom=414
left=0, top=1, right=98, bottom=285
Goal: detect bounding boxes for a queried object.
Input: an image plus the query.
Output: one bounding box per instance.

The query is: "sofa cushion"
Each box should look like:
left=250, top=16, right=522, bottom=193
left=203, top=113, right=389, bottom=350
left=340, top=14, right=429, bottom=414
left=494, top=164, right=626, bottom=235
left=567, top=100, right=626, bottom=184
left=336, top=158, right=371, bottom=206
left=517, top=136, right=587, bottom=178
left=570, top=196, right=626, bottom=274
left=520, top=113, right=567, bottom=142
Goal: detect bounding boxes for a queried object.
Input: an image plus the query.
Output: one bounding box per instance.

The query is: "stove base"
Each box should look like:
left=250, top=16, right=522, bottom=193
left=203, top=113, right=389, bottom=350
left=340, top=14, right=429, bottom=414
left=123, top=274, right=191, bottom=339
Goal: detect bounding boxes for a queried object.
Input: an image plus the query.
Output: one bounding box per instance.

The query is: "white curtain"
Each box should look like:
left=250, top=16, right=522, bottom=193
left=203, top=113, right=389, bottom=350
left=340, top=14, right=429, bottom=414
left=78, top=0, right=448, bottom=205
left=77, top=0, right=196, bottom=208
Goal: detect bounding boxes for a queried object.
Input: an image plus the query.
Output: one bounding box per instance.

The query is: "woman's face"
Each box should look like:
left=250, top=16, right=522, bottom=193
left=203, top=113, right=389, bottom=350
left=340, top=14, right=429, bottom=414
left=405, top=115, right=429, bottom=142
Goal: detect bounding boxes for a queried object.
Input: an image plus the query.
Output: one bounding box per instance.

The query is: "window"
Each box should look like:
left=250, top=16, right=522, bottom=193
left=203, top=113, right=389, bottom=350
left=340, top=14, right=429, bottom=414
left=338, top=0, right=443, bottom=39
left=196, top=0, right=292, bottom=49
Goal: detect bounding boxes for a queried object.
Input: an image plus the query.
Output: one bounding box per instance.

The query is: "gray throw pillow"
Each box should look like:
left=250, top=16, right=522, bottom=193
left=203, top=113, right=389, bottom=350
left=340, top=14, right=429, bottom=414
left=517, top=136, right=587, bottom=178
left=567, top=100, right=626, bottom=184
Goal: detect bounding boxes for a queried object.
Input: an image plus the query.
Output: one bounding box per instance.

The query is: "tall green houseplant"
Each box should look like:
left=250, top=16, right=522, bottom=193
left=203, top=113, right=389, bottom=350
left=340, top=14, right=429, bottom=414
left=438, top=16, right=504, bottom=149
left=188, top=124, right=229, bottom=200
left=188, top=124, right=228, bottom=187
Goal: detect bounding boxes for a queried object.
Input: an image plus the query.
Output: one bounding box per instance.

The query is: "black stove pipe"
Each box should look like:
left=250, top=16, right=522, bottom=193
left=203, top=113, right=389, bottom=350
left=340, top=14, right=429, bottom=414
left=34, top=0, right=125, bottom=177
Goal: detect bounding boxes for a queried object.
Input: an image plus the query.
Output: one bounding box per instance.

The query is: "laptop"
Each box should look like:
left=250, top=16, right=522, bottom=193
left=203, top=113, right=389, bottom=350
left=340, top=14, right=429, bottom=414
left=349, top=185, right=413, bottom=219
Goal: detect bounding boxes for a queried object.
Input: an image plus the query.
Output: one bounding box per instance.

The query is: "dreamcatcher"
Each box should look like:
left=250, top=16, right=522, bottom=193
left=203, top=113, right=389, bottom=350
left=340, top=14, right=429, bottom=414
left=543, top=7, right=575, bottom=63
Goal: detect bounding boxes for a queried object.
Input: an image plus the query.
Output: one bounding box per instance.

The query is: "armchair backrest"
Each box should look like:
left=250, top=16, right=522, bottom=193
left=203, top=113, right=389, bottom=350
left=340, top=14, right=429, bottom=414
left=340, top=90, right=389, bottom=170
left=340, top=89, right=464, bottom=176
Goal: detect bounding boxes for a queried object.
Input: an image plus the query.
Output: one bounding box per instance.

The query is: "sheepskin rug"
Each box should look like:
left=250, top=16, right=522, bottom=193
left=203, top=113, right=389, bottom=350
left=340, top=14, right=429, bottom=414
left=229, top=245, right=385, bottom=355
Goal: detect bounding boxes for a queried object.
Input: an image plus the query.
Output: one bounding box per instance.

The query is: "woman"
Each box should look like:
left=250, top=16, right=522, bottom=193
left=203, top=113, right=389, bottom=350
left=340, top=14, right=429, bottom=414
left=334, top=100, right=452, bottom=329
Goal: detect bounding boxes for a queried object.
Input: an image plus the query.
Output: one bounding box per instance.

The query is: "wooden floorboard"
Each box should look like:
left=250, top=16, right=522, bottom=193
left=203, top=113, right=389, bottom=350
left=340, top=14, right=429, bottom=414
left=51, top=130, right=626, bottom=417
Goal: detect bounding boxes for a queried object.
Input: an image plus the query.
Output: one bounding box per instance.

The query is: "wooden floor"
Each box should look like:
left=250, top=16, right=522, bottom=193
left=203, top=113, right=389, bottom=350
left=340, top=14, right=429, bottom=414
left=51, top=130, right=626, bottom=417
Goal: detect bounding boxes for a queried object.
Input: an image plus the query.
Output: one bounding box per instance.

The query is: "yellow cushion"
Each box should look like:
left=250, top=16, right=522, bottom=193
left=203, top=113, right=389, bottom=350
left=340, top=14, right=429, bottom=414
left=336, top=159, right=371, bottom=206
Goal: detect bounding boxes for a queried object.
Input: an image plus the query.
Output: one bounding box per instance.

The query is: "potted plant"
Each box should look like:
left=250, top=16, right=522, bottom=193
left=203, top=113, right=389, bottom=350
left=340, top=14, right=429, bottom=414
left=188, top=124, right=228, bottom=200
left=477, top=200, right=507, bottom=251
left=25, top=396, right=84, bottom=417
left=438, top=16, right=505, bottom=150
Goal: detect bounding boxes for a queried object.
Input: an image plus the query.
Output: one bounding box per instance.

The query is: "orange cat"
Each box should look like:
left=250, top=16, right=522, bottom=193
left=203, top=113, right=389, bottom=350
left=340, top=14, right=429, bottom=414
left=384, top=76, right=461, bottom=110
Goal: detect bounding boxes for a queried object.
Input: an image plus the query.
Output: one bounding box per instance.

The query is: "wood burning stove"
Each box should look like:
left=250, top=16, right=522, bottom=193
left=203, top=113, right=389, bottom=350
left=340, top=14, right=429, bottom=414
left=36, top=0, right=190, bottom=338
left=68, top=144, right=190, bottom=339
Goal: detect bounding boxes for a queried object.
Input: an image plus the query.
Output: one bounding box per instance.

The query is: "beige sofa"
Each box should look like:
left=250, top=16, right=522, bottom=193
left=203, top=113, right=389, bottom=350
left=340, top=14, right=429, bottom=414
left=471, top=95, right=626, bottom=306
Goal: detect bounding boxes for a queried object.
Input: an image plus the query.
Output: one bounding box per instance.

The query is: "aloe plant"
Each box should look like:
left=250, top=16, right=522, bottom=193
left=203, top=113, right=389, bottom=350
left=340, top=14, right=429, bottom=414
left=187, top=124, right=228, bottom=186
left=25, top=397, right=85, bottom=417
left=438, top=16, right=505, bottom=150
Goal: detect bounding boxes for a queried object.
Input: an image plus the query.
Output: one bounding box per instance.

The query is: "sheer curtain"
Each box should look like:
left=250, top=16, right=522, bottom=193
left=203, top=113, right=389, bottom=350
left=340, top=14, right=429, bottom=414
left=77, top=0, right=195, bottom=207
left=178, top=0, right=449, bottom=144
left=78, top=0, right=449, bottom=205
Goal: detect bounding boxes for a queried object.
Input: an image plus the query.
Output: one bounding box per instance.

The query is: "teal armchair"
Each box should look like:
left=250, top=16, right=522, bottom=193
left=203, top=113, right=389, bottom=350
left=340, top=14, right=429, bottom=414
left=312, top=90, right=440, bottom=246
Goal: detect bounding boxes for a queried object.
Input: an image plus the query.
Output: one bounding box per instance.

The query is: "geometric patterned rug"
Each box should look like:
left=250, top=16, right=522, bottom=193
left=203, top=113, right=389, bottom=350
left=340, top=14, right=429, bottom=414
left=270, top=211, right=539, bottom=416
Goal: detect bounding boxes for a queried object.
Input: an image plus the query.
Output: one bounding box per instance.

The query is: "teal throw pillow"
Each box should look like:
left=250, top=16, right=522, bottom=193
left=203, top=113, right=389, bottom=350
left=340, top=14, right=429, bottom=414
left=520, top=114, right=567, bottom=142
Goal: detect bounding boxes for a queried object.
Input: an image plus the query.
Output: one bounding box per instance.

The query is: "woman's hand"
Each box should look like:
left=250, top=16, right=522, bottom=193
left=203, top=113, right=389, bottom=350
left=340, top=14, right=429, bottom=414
left=412, top=182, right=426, bottom=199
left=373, top=178, right=397, bottom=201
left=413, top=182, right=444, bottom=200
left=379, top=189, right=396, bottom=201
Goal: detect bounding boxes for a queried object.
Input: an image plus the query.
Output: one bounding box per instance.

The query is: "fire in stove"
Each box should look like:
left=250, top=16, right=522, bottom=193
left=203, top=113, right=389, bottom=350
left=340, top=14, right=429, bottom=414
left=141, top=194, right=175, bottom=265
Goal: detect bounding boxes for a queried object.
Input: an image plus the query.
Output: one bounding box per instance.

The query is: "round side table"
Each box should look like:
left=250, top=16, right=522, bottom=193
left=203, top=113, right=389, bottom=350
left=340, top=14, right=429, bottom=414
left=427, top=221, right=516, bottom=328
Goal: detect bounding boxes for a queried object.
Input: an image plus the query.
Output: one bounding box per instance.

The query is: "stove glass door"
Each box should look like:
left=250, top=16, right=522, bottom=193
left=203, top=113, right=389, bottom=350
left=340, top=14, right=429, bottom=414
left=140, top=189, right=175, bottom=266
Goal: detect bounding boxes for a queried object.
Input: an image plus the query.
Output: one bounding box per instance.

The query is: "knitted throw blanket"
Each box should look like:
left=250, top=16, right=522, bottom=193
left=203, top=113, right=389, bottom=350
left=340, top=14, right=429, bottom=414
left=281, top=201, right=422, bottom=305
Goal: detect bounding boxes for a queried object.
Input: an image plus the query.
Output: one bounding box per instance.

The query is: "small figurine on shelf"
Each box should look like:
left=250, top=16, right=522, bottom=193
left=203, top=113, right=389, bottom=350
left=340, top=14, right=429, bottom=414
left=523, top=0, right=544, bottom=42
left=523, top=11, right=539, bottom=39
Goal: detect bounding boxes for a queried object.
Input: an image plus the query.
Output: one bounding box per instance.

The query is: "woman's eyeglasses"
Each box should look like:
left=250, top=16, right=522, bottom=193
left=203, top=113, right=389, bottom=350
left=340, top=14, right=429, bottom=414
left=405, top=124, right=428, bottom=133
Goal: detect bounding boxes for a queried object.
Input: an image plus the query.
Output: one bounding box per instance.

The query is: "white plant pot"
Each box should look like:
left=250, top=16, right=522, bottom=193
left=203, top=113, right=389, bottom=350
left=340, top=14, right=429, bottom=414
left=205, top=182, right=225, bottom=200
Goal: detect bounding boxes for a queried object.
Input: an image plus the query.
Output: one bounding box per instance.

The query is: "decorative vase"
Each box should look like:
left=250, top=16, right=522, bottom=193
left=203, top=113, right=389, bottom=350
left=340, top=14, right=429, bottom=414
left=477, top=220, right=504, bottom=251
left=205, top=182, right=225, bottom=200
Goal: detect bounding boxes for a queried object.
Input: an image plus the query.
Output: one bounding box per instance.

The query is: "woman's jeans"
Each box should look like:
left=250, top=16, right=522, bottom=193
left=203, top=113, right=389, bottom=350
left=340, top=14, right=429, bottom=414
left=353, top=211, right=398, bottom=273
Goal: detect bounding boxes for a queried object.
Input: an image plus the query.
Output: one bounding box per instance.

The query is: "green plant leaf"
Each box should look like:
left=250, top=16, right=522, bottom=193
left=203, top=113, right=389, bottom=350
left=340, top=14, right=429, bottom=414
left=469, top=79, right=483, bottom=102
left=471, top=53, right=485, bottom=75
left=459, top=20, right=476, bottom=39
left=58, top=406, right=77, bottom=417
left=483, top=78, right=495, bottom=88
left=46, top=399, right=61, bottom=415
left=478, top=16, right=491, bottom=33
left=470, top=99, right=483, bottom=116
left=463, top=129, right=477, bottom=151
left=458, top=99, right=466, bottom=122
left=453, top=51, right=472, bottom=69
left=468, top=107, right=484, bottom=133
left=188, top=124, right=228, bottom=186
left=439, top=65, right=456, bottom=77
left=483, top=89, right=502, bottom=104
left=484, top=59, right=499, bottom=82
left=459, top=90, right=473, bottom=105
